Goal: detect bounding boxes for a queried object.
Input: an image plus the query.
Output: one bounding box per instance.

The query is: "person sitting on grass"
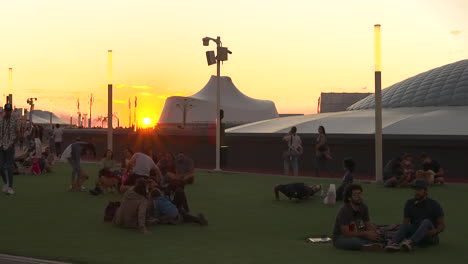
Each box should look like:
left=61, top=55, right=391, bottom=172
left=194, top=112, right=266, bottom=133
left=113, top=178, right=154, bottom=235
left=332, top=184, right=383, bottom=251
left=120, top=148, right=162, bottom=193
left=150, top=188, right=207, bottom=226
left=173, top=152, right=195, bottom=184
left=274, top=183, right=322, bottom=201
left=385, top=178, right=445, bottom=252
left=89, top=149, right=121, bottom=195
left=336, top=158, right=355, bottom=201
left=399, top=153, right=415, bottom=187
left=383, top=157, right=403, bottom=188
left=419, top=153, right=445, bottom=185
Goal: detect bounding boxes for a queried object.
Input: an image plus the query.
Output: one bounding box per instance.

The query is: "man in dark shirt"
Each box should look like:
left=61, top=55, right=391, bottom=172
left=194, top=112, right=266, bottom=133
left=332, top=184, right=382, bottom=251
left=274, top=182, right=322, bottom=201
left=420, top=153, right=444, bottom=184
left=385, top=179, right=445, bottom=252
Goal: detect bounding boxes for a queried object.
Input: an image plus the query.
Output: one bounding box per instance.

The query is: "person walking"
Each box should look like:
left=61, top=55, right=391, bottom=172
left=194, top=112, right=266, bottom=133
left=315, top=125, right=332, bottom=177
left=0, top=104, right=19, bottom=195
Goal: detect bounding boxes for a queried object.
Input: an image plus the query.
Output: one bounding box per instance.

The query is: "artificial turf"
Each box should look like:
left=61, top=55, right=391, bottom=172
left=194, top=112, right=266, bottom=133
left=0, top=162, right=467, bottom=264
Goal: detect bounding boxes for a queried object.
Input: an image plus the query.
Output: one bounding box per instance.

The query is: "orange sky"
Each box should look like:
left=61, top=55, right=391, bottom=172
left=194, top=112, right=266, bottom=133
left=0, top=0, right=467, bottom=128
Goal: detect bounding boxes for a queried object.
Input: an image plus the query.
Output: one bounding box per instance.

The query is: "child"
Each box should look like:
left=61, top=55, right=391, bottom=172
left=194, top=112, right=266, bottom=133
left=150, top=188, right=207, bottom=225
left=31, top=156, right=42, bottom=175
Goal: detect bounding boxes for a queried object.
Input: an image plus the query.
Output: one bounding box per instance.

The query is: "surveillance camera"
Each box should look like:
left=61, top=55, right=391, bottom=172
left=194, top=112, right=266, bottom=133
left=202, top=37, right=210, bottom=46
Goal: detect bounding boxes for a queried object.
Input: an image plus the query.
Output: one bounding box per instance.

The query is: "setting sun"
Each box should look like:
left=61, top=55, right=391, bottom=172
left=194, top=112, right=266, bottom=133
left=143, top=117, right=151, bottom=125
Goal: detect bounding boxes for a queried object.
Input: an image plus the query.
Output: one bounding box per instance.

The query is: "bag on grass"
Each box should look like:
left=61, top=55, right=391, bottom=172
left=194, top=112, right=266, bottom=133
left=323, top=184, right=336, bottom=205
left=104, top=201, right=121, bottom=222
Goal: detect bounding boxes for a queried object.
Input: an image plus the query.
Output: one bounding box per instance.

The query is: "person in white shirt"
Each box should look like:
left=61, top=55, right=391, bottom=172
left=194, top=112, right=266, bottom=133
left=53, top=124, right=64, bottom=158
left=282, top=126, right=303, bottom=176
left=120, top=148, right=162, bottom=193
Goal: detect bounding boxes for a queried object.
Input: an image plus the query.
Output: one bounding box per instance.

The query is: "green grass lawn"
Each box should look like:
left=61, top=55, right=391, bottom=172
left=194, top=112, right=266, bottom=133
left=1, top=163, right=467, bottom=264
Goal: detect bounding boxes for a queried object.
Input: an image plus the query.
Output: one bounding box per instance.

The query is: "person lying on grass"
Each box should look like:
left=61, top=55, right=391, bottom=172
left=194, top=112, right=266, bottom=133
left=332, top=184, right=383, bottom=251
left=274, top=183, right=322, bottom=201
left=385, top=179, right=445, bottom=252
left=113, top=178, right=156, bottom=234
left=150, top=188, right=207, bottom=226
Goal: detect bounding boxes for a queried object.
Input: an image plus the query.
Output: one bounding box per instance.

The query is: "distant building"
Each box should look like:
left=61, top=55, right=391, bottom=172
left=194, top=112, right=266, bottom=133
left=318, top=92, right=373, bottom=113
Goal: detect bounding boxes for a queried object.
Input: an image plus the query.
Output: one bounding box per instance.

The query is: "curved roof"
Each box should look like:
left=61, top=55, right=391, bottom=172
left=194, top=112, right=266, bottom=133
left=348, top=59, right=468, bottom=110
left=226, top=106, right=468, bottom=135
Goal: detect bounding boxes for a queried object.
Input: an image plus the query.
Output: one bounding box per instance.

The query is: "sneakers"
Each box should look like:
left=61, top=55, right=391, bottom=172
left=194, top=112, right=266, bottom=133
left=2, top=185, right=8, bottom=193
left=361, top=243, right=383, bottom=251
left=401, top=239, right=413, bottom=252
left=6, top=187, right=15, bottom=195
left=385, top=241, right=400, bottom=252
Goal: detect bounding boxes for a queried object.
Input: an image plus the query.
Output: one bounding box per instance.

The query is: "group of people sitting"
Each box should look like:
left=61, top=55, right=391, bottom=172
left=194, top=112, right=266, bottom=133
left=273, top=155, right=446, bottom=252
left=333, top=181, right=445, bottom=252
left=384, top=153, right=445, bottom=188
left=75, top=145, right=206, bottom=234
left=14, top=140, right=56, bottom=175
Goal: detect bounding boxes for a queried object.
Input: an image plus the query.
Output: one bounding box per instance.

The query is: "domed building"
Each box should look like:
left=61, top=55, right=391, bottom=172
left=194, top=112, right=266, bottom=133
left=228, top=59, right=468, bottom=136
left=224, top=60, right=468, bottom=180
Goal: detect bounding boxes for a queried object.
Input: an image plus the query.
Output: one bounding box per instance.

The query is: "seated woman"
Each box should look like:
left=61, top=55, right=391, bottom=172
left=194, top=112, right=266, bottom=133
left=399, top=153, right=415, bottom=187
left=113, top=178, right=152, bottom=234
left=40, top=147, right=55, bottom=173
left=336, top=158, right=355, bottom=201
left=150, top=188, right=207, bottom=225
left=90, top=149, right=120, bottom=195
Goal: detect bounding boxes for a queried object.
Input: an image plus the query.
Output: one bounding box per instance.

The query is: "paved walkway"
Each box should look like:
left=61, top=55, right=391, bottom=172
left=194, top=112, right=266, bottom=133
left=0, top=254, right=71, bottom=264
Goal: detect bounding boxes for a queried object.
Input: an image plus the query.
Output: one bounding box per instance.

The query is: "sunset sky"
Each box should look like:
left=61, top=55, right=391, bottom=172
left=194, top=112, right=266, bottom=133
left=0, top=0, right=466, bottom=127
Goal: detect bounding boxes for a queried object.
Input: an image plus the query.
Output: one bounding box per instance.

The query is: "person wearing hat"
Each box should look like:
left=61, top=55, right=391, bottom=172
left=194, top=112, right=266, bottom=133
left=0, top=103, right=19, bottom=195
left=385, top=178, right=445, bottom=252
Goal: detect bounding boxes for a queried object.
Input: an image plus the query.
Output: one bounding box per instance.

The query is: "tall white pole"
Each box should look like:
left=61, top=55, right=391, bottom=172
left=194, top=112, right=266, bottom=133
left=107, top=50, right=113, bottom=151
left=8, top=68, right=13, bottom=105
left=215, top=36, right=221, bottom=171
left=374, top=24, right=383, bottom=183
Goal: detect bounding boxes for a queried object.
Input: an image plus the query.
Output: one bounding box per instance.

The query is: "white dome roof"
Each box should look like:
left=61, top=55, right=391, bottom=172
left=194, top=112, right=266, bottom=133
left=348, top=59, right=468, bottom=110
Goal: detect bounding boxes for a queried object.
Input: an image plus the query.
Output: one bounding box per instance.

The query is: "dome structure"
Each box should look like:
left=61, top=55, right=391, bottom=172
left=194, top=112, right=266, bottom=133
left=348, top=59, right=468, bottom=110
left=227, top=59, right=468, bottom=136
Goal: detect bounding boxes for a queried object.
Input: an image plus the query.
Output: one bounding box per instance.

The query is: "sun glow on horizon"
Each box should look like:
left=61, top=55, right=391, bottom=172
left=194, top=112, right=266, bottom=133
left=143, top=117, right=151, bottom=126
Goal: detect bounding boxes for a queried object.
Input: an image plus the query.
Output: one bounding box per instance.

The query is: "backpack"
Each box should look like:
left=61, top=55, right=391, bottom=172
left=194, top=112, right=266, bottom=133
left=104, top=201, right=121, bottom=222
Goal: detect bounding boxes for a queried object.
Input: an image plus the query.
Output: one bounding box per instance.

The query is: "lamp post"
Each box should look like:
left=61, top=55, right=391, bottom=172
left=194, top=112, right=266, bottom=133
left=374, top=24, right=383, bottom=183
left=107, top=50, right=113, bottom=151
left=89, top=93, right=94, bottom=128
left=7, top=68, right=13, bottom=105
left=202, top=36, right=232, bottom=171
left=176, top=98, right=194, bottom=129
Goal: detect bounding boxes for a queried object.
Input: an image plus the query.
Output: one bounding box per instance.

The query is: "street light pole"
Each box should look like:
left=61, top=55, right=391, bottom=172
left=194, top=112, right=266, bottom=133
left=107, top=50, right=113, bottom=151
left=215, top=36, right=221, bottom=171
left=374, top=24, right=383, bottom=183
